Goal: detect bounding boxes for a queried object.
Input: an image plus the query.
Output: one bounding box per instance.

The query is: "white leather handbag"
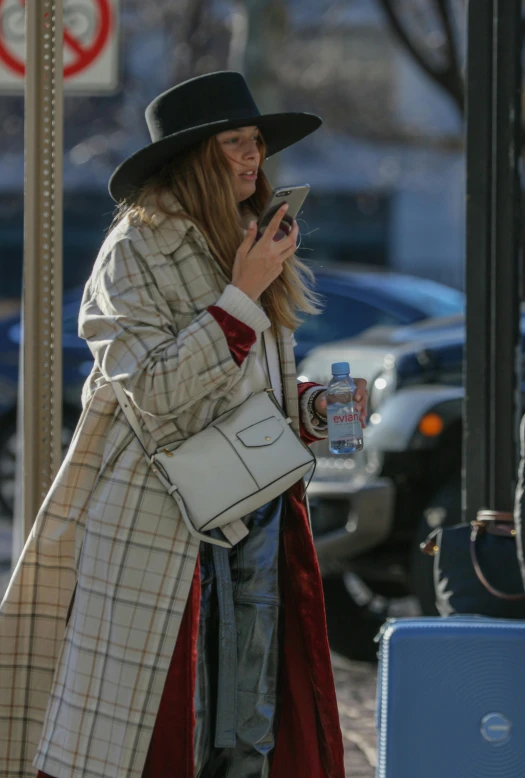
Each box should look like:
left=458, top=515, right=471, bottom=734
left=112, top=348, right=315, bottom=549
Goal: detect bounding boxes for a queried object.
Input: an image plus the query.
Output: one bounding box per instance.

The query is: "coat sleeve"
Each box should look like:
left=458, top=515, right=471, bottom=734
left=79, top=238, right=268, bottom=419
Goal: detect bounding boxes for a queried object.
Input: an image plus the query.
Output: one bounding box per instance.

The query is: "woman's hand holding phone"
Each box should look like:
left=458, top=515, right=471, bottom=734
left=232, top=204, right=299, bottom=301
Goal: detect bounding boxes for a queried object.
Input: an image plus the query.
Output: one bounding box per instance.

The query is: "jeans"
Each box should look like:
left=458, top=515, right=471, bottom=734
left=194, top=496, right=283, bottom=778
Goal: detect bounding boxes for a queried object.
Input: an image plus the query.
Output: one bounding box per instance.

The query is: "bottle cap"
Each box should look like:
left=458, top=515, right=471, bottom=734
left=331, top=361, right=350, bottom=375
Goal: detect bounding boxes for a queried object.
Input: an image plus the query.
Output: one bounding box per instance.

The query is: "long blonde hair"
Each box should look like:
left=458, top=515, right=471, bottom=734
left=111, top=134, right=321, bottom=331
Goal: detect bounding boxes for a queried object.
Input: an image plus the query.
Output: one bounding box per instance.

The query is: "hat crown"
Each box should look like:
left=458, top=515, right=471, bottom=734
left=145, top=71, right=261, bottom=143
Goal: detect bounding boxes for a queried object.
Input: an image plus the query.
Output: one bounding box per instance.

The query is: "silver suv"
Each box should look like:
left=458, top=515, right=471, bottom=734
left=299, top=314, right=466, bottom=658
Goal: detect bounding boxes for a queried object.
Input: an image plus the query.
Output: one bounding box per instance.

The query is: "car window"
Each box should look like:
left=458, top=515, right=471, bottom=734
left=63, top=303, right=80, bottom=336
left=295, top=292, right=403, bottom=345
left=381, top=276, right=465, bottom=318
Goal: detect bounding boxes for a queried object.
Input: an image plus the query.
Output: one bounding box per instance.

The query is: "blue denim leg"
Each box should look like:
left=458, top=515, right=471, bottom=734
left=194, top=496, right=283, bottom=778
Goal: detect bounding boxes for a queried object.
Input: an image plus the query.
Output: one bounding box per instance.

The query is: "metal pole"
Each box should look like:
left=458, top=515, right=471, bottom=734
left=13, top=0, right=64, bottom=558
left=489, top=0, right=522, bottom=505
left=463, top=0, right=522, bottom=521
left=463, top=0, right=493, bottom=523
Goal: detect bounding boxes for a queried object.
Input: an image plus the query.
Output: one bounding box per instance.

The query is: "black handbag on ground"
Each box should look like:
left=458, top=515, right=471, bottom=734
left=421, top=510, right=525, bottom=619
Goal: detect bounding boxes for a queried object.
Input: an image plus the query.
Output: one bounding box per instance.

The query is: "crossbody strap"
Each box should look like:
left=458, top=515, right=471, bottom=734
left=263, top=329, right=316, bottom=498
left=262, top=329, right=282, bottom=400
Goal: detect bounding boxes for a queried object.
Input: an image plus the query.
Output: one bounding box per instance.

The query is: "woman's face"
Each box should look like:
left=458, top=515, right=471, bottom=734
left=216, top=126, right=261, bottom=203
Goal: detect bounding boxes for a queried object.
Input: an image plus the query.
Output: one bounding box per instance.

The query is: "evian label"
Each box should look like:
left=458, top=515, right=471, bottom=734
left=327, top=402, right=361, bottom=441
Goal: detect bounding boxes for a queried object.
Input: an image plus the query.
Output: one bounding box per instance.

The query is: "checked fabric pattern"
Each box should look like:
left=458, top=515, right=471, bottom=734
left=0, top=196, right=305, bottom=778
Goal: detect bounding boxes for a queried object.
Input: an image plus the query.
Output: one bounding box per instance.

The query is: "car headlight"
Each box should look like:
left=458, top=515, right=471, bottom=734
left=369, top=368, right=397, bottom=412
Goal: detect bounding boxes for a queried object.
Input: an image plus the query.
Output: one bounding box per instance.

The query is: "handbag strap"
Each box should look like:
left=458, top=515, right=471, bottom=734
left=476, top=509, right=514, bottom=524
left=469, top=509, right=525, bottom=600
left=262, top=329, right=316, bottom=496
left=262, top=328, right=282, bottom=402
left=112, top=381, right=152, bottom=460
left=421, top=523, right=525, bottom=603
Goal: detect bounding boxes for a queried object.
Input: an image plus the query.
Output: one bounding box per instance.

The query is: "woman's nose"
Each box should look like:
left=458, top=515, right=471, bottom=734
left=244, top=141, right=260, bottom=162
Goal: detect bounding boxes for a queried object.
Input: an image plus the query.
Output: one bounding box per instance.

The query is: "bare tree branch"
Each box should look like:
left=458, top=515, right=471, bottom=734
left=434, top=0, right=459, bottom=71
left=433, top=0, right=464, bottom=102
left=228, top=1, right=249, bottom=71
left=376, top=0, right=464, bottom=115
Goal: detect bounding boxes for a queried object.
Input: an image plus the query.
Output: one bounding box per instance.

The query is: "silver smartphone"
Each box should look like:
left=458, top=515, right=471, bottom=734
left=256, top=184, right=310, bottom=241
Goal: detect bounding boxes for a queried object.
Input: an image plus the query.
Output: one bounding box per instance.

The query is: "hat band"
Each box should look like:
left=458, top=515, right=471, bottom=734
left=151, top=107, right=262, bottom=142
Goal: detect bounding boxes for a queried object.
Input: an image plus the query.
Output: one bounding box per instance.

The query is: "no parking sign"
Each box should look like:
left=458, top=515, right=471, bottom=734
left=0, top=0, right=119, bottom=92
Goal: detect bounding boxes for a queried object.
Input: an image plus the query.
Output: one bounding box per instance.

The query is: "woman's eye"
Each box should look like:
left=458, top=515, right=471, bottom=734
left=223, top=135, right=259, bottom=144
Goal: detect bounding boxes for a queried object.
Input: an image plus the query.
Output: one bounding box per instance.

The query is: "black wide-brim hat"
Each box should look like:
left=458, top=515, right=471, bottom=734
left=108, top=71, right=322, bottom=202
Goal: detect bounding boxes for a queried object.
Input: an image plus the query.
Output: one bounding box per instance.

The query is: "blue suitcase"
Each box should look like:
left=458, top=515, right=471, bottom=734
left=376, top=617, right=525, bottom=778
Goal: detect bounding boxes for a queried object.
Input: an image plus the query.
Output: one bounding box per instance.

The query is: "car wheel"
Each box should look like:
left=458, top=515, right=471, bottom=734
left=322, top=576, right=381, bottom=662
left=410, top=473, right=461, bottom=616
left=322, top=573, right=421, bottom=662
left=0, top=410, right=77, bottom=520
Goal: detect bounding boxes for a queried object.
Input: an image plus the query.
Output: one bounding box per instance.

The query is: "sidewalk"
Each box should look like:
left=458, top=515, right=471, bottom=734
left=333, top=652, right=377, bottom=777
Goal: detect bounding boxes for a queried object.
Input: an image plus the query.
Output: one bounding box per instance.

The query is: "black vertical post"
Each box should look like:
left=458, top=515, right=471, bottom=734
left=464, top=0, right=522, bottom=521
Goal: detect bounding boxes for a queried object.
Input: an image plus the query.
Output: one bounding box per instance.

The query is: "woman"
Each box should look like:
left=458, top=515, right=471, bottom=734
left=0, top=72, right=368, bottom=778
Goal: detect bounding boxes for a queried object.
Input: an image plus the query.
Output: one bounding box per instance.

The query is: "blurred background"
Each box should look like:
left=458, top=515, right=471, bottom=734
left=0, top=0, right=470, bottom=662
left=0, top=0, right=466, bottom=303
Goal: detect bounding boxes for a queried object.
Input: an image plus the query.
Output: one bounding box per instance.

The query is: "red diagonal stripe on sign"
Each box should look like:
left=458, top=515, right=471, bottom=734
left=18, top=0, right=92, bottom=56
left=0, top=0, right=112, bottom=79
left=63, top=28, right=86, bottom=57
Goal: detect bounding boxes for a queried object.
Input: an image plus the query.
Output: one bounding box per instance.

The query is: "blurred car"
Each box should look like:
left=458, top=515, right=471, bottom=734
left=294, top=267, right=465, bottom=363
left=297, top=310, right=525, bottom=657
left=0, top=269, right=464, bottom=518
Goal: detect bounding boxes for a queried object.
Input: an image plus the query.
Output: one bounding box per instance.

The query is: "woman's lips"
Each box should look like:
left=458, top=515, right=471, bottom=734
left=240, top=170, right=257, bottom=181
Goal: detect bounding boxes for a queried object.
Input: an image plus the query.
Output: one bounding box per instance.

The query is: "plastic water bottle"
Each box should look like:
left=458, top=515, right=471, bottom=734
left=326, top=361, right=364, bottom=454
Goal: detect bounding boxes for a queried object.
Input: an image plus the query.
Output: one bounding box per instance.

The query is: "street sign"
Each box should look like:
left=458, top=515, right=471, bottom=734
left=0, top=0, right=119, bottom=93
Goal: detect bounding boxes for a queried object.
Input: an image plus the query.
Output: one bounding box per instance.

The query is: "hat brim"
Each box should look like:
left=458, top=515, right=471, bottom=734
left=108, top=112, right=322, bottom=202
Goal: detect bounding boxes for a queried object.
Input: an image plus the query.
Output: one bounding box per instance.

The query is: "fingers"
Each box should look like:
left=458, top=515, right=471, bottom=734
left=354, top=378, right=369, bottom=428
left=261, top=204, right=289, bottom=243
left=277, top=221, right=299, bottom=258
left=240, top=221, right=258, bottom=255
left=354, top=378, right=368, bottom=401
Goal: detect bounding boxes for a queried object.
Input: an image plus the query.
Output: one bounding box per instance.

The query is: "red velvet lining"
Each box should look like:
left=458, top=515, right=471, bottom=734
left=208, top=304, right=256, bottom=366
left=141, top=556, right=201, bottom=777
left=275, top=483, right=345, bottom=778
left=139, top=484, right=344, bottom=778
left=37, top=383, right=344, bottom=778
left=37, top=497, right=343, bottom=778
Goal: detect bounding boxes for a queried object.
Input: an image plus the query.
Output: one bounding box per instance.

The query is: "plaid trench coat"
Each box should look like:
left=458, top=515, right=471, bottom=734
left=0, top=200, right=345, bottom=778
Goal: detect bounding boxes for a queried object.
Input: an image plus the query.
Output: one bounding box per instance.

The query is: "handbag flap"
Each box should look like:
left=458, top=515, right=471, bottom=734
left=236, top=416, right=284, bottom=447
